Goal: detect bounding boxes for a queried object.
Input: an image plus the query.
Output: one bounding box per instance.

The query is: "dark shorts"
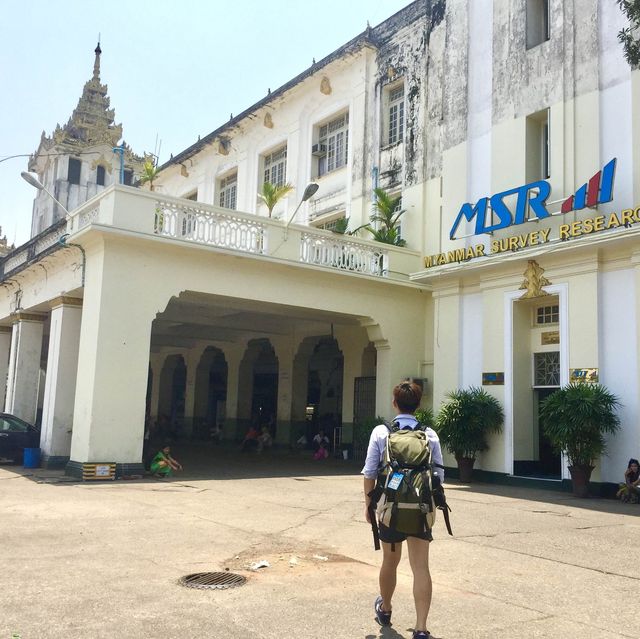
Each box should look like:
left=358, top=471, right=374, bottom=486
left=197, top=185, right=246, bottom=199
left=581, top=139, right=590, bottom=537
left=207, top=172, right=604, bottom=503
left=378, top=523, right=432, bottom=544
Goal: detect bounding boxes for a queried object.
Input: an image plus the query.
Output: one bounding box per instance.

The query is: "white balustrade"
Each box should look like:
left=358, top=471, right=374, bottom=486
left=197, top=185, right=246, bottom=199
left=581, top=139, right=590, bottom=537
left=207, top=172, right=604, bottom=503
left=299, top=231, right=388, bottom=277
left=3, top=250, right=28, bottom=274
left=78, top=206, right=100, bottom=229
left=154, top=201, right=267, bottom=254
left=34, top=225, right=67, bottom=254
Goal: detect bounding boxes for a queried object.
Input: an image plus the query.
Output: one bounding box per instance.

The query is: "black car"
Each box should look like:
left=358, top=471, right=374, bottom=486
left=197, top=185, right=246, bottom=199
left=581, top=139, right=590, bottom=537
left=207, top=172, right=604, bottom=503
left=0, top=413, right=40, bottom=463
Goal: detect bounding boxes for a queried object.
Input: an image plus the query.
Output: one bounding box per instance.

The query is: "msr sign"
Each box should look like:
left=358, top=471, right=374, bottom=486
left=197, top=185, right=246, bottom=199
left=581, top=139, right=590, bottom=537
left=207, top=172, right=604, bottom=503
left=449, top=159, right=616, bottom=240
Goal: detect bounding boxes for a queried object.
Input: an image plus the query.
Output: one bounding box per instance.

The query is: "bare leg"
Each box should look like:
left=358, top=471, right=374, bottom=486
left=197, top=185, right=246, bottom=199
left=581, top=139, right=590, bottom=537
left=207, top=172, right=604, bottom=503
left=406, top=537, right=432, bottom=632
left=379, top=541, right=402, bottom=612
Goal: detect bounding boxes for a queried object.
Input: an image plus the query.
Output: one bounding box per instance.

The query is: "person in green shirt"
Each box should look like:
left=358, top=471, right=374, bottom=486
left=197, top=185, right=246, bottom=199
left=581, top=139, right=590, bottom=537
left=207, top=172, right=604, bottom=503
left=150, top=445, right=183, bottom=478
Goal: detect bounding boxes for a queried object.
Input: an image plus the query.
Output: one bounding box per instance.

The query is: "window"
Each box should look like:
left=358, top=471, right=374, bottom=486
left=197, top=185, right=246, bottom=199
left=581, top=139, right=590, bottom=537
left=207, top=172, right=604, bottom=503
left=536, top=304, right=559, bottom=325
left=218, top=172, right=237, bottom=210
left=123, top=170, right=133, bottom=186
left=96, top=165, right=106, bottom=186
left=526, top=0, right=549, bottom=49
left=526, top=108, right=550, bottom=181
left=68, top=158, right=81, bottom=185
left=314, top=214, right=346, bottom=232
left=533, top=351, right=560, bottom=387
left=317, top=113, right=349, bottom=176
left=387, top=84, right=405, bottom=145
left=263, top=146, right=287, bottom=188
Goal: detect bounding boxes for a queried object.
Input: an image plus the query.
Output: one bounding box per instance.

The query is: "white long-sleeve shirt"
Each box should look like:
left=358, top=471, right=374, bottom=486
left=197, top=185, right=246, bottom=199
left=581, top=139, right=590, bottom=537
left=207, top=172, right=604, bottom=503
left=361, top=414, right=445, bottom=482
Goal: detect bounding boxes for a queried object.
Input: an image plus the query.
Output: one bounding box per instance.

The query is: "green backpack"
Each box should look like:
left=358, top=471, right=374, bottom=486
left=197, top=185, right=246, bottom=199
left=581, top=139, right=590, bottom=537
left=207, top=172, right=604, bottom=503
left=368, top=421, right=452, bottom=550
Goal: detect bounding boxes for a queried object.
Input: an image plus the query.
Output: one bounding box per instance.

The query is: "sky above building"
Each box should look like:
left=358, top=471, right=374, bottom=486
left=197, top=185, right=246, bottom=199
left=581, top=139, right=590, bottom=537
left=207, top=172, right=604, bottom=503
left=0, top=0, right=414, bottom=247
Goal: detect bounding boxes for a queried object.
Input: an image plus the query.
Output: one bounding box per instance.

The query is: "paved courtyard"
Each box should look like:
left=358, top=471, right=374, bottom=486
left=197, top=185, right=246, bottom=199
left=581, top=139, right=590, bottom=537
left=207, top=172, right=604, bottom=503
left=2, top=447, right=639, bottom=639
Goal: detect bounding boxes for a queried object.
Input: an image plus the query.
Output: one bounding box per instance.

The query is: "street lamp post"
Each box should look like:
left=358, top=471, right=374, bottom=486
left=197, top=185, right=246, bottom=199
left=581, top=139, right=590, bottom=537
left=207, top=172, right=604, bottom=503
left=20, top=171, right=70, bottom=216
left=284, top=182, right=319, bottom=239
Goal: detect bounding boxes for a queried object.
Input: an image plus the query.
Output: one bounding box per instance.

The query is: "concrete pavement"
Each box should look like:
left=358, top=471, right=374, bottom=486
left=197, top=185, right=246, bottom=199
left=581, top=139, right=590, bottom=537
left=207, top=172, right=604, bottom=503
left=2, top=447, right=639, bottom=639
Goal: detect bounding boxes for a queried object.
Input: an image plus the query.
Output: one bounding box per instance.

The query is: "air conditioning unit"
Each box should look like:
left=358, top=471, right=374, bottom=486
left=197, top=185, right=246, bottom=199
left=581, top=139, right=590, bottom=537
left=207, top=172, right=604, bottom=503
left=311, top=143, right=327, bottom=157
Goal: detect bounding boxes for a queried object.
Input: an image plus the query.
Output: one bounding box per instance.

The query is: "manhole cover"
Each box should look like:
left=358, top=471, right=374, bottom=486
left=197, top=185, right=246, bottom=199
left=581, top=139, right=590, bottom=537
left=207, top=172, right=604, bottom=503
left=179, top=572, right=247, bottom=590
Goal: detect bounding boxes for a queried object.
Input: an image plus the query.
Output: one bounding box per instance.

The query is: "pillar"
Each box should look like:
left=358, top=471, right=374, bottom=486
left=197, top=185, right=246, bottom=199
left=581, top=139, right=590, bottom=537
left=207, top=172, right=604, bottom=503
left=67, top=244, right=160, bottom=478
left=0, top=327, right=11, bottom=408
left=40, top=297, right=82, bottom=468
left=273, top=337, right=295, bottom=446
left=5, top=312, right=45, bottom=423
left=222, top=344, right=244, bottom=440
left=148, top=353, right=164, bottom=422
left=183, top=348, right=200, bottom=439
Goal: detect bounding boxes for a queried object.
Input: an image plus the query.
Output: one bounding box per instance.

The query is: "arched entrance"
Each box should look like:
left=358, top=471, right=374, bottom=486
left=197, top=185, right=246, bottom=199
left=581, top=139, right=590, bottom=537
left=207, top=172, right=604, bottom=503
left=238, top=339, right=279, bottom=436
left=307, top=337, right=343, bottom=436
left=193, top=347, right=228, bottom=440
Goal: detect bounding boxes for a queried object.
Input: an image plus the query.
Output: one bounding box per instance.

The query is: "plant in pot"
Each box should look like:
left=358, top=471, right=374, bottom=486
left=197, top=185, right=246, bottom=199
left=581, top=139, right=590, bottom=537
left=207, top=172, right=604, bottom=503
left=539, top=383, right=620, bottom=497
left=435, top=387, right=504, bottom=482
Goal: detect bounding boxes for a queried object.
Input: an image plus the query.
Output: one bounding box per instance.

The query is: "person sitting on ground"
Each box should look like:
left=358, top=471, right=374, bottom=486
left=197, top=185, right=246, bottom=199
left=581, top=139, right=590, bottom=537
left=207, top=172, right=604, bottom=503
left=617, top=458, right=640, bottom=503
left=257, top=425, right=273, bottom=452
left=150, top=445, right=183, bottom=478
left=240, top=425, right=260, bottom=452
left=312, top=429, right=330, bottom=460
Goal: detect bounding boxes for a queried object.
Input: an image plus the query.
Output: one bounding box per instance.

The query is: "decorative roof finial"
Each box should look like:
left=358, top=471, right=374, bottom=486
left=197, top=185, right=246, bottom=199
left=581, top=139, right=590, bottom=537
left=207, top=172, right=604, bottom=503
left=93, top=38, right=102, bottom=81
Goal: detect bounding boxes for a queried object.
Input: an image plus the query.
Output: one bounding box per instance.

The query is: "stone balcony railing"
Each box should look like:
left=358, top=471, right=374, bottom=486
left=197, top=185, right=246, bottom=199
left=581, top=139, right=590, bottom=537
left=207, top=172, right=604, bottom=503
left=3, top=185, right=422, bottom=283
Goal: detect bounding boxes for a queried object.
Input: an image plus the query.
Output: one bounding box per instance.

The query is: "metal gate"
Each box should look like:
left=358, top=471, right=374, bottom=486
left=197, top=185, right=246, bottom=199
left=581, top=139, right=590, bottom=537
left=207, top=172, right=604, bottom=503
left=354, top=376, right=376, bottom=424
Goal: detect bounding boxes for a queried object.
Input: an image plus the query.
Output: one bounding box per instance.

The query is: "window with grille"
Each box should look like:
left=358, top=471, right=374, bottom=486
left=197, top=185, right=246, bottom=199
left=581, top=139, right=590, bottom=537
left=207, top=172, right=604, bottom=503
left=68, top=158, right=81, bottom=185
left=219, top=173, right=237, bottom=210
left=315, top=215, right=345, bottom=232
left=96, top=165, right=106, bottom=186
left=123, top=170, right=133, bottom=186
left=533, top=351, right=560, bottom=387
left=318, top=113, right=349, bottom=176
left=263, top=146, right=287, bottom=188
left=536, top=304, right=559, bottom=325
left=387, top=84, right=405, bottom=145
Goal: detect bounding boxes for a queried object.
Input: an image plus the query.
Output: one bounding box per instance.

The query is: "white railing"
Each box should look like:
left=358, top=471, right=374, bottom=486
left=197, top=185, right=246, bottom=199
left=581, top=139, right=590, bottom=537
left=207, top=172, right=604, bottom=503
left=34, top=224, right=67, bottom=254
left=154, top=201, right=267, bottom=254
left=300, top=231, right=389, bottom=276
left=3, top=250, right=28, bottom=274
left=78, top=205, right=100, bottom=230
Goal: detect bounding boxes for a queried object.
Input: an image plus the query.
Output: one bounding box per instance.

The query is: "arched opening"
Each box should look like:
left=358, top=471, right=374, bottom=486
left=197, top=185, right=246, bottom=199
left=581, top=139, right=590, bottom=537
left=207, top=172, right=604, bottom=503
left=158, top=354, right=186, bottom=438
left=237, top=339, right=279, bottom=438
left=193, top=347, right=228, bottom=440
left=306, top=336, right=344, bottom=444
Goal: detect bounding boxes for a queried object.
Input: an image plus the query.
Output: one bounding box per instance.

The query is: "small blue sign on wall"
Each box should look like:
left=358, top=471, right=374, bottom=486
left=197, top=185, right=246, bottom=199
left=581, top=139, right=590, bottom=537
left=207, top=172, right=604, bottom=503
left=482, top=372, right=505, bottom=386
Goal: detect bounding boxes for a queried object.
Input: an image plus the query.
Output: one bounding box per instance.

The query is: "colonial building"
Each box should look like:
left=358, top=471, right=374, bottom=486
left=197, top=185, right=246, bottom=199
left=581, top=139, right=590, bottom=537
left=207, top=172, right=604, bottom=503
left=1, top=1, right=638, bottom=492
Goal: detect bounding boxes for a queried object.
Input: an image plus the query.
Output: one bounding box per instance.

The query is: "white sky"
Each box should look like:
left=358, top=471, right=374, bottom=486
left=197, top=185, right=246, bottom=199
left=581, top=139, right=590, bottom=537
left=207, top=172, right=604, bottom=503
left=0, top=0, right=413, bottom=246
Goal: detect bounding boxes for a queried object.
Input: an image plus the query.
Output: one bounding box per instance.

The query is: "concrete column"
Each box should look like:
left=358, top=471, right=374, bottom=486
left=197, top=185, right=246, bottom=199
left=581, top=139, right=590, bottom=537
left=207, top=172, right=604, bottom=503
left=40, top=298, right=82, bottom=468
left=431, top=285, right=461, bottom=409
left=68, top=244, right=162, bottom=478
left=0, top=327, right=12, bottom=408
left=273, top=337, right=295, bottom=446
left=183, top=348, right=201, bottom=439
left=222, top=344, right=244, bottom=440
left=5, top=312, right=45, bottom=423
left=148, top=353, right=164, bottom=423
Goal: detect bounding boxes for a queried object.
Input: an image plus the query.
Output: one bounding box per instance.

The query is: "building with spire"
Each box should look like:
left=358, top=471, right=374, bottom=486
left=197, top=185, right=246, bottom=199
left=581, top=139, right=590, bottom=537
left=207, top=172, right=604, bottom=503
left=28, top=43, right=144, bottom=237
left=0, top=2, right=638, bottom=497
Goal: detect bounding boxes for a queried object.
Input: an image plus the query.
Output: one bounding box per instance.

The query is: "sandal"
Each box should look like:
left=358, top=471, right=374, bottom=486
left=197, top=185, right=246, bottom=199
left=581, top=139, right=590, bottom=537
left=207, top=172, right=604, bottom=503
left=412, top=631, right=431, bottom=639
left=374, top=595, right=392, bottom=626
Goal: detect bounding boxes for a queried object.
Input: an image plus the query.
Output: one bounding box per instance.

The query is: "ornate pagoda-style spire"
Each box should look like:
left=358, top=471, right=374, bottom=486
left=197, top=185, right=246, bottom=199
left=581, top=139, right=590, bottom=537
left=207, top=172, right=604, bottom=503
left=93, top=41, right=102, bottom=81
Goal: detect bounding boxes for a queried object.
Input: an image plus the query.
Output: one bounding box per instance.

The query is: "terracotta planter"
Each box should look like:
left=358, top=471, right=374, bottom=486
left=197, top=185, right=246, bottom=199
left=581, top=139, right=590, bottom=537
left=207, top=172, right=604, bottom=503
left=456, top=456, right=476, bottom=483
left=569, top=465, right=594, bottom=498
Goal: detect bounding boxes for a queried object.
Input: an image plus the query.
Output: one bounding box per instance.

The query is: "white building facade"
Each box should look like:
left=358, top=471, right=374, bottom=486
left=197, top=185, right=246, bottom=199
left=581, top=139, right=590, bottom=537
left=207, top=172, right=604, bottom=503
left=1, top=0, right=638, bottom=492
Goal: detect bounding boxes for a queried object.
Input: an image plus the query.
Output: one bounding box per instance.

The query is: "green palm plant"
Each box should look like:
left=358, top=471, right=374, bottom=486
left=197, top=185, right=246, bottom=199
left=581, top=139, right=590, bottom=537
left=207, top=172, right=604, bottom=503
left=139, top=158, right=159, bottom=191
left=364, top=187, right=406, bottom=247
left=258, top=181, right=294, bottom=218
left=435, top=387, right=504, bottom=482
left=539, top=383, right=620, bottom=496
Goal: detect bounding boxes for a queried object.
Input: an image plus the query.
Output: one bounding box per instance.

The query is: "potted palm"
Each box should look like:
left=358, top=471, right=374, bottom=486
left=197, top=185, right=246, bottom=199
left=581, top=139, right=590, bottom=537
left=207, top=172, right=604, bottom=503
left=435, top=387, right=504, bottom=482
left=364, top=188, right=407, bottom=247
left=258, top=181, right=294, bottom=218
left=539, top=383, right=620, bottom=497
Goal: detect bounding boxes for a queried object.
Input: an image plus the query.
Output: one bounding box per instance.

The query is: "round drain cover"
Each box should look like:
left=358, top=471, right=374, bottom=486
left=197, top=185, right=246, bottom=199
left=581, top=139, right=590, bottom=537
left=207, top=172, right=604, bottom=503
left=179, top=572, right=247, bottom=590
